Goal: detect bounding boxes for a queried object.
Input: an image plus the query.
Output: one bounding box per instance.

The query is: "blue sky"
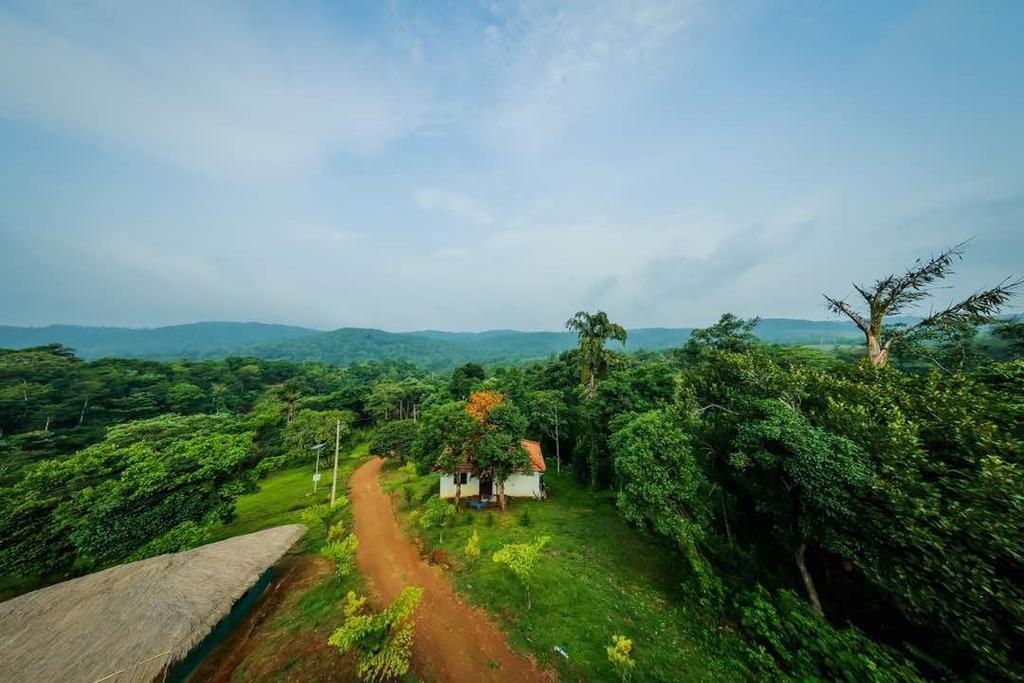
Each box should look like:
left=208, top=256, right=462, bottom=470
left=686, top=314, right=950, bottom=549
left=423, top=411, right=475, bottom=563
left=1, top=0, right=1021, bottom=330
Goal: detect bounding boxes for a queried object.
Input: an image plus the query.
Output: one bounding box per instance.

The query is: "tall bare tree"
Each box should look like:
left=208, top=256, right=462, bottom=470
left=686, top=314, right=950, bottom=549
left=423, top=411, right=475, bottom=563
left=565, top=310, right=627, bottom=399
left=825, top=241, right=1020, bottom=367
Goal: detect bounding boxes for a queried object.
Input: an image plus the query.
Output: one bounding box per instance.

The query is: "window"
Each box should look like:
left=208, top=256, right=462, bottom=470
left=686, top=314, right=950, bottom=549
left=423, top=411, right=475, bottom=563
left=454, top=472, right=468, bottom=485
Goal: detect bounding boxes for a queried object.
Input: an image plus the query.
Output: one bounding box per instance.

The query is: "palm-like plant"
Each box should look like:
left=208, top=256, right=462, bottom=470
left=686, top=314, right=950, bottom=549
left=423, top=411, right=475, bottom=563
left=565, top=311, right=628, bottom=399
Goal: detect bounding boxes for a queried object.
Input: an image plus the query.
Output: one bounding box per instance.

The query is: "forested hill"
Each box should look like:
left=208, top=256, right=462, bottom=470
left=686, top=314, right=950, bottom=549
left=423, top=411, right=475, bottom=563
left=0, top=318, right=869, bottom=367
left=0, top=322, right=319, bottom=360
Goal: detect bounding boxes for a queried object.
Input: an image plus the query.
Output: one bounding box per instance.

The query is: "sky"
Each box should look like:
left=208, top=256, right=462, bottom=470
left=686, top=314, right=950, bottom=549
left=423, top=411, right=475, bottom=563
left=1, top=0, right=1021, bottom=331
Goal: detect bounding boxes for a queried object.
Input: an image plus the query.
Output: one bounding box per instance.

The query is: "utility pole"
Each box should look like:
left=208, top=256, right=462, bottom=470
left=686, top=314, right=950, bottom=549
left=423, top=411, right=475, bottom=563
left=553, top=407, right=561, bottom=476
left=330, top=419, right=341, bottom=507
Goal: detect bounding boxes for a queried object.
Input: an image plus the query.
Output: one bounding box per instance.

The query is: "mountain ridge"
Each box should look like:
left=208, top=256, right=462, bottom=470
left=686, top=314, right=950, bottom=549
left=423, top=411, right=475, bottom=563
left=0, top=318, right=870, bottom=368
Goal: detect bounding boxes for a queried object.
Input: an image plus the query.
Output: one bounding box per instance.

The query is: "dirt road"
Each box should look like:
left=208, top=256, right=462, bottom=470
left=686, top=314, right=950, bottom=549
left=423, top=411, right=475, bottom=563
left=351, top=457, right=549, bottom=683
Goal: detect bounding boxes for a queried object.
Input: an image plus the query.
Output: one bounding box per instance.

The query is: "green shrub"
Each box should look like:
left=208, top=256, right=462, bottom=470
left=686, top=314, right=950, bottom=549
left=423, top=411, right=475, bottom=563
left=327, top=520, right=346, bottom=542
left=464, top=529, right=481, bottom=560
left=739, top=586, right=923, bottom=682
left=322, top=533, right=359, bottom=578
left=300, top=504, right=332, bottom=534
left=607, top=634, right=636, bottom=681
left=492, top=535, right=550, bottom=610
left=518, top=507, right=531, bottom=527
left=485, top=512, right=496, bottom=527
left=402, top=486, right=414, bottom=509
left=329, top=586, right=423, bottom=682
left=420, top=496, right=457, bottom=543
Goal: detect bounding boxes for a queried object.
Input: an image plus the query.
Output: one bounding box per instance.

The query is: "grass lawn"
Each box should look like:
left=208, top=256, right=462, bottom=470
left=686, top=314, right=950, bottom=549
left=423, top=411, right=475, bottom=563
left=206, top=441, right=369, bottom=545
left=382, top=461, right=750, bottom=682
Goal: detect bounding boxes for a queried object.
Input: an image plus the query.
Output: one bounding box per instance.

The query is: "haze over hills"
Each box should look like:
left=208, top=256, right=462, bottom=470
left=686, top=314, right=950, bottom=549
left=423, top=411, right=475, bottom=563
left=0, top=319, right=870, bottom=368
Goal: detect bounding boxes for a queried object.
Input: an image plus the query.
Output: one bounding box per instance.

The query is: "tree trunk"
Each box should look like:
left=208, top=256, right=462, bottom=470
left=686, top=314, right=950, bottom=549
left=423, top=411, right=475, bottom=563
left=585, top=371, right=597, bottom=401
left=78, top=398, right=88, bottom=427
left=497, top=481, right=507, bottom=511
left=866, top=331, right=890, bottom=367
left=455, top=481, right=462, bottom=512
left=796, top=542, right=825, bottom=616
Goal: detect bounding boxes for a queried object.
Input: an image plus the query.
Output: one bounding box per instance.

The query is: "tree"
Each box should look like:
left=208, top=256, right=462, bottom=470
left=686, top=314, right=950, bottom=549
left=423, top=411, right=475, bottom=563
left=420, top=496, right=457, bottom=543
left=328, top=585, right=423, bottom=682
left=370, top=420, right=417, bottom=462
left=611, top=409, right=716, bottom=598
left=449, top=362, right=486, bottom=399
left=824, top=242, right=1020, bottom=367
left=283, top=409, right=353, bottom=462
left=492, top=535, right=550, bottom=610
left=472, top=401, right=529, bottom=511
left=412, top=401, right=474, bottom=505
left=682, top=313, right=759, bottom=357
left=526, top=390, right=566, bottom=473
left=565, top=311, right=628, bottom=400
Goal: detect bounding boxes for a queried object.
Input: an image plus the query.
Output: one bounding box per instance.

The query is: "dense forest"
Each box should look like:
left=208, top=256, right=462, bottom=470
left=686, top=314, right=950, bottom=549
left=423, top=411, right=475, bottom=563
left=1, top=253, right=1023, bottom=680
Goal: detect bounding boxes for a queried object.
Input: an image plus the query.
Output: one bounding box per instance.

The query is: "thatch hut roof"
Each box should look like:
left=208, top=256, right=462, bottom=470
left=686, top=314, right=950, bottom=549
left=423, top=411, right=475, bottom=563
left=0, top=524, right=305, bottom=683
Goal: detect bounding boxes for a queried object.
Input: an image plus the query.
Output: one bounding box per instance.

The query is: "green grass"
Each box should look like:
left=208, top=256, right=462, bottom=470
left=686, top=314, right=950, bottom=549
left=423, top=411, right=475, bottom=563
left=206, top=441, right=369, bottom=544
left=383, top=462, right=749, bottom=682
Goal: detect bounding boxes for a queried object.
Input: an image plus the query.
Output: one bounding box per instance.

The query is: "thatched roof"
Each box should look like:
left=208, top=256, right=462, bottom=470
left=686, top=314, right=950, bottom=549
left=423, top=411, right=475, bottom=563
left=0, top=524, right=305, bottom=683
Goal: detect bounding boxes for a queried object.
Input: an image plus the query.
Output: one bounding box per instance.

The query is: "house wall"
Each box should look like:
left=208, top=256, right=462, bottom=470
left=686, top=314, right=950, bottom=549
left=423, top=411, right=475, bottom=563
left=440, top=473, right=541, bottom=498
left=440, top=475, right=479, bottom=498
left=503, top=473, right=542, bottom=497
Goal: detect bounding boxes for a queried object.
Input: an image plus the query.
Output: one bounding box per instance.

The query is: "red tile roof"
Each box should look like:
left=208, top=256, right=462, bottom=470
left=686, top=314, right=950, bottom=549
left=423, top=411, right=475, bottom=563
left=521, top=440, right=546, bottom=473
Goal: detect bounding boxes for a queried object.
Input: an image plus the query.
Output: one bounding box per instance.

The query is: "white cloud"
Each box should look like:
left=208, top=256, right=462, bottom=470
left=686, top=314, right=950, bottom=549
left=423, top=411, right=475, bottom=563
left=412, top=188, right=493, bottom=226
left=481, top=0, right=706, bottom=153
left=0, top=2, right=428, bottom=181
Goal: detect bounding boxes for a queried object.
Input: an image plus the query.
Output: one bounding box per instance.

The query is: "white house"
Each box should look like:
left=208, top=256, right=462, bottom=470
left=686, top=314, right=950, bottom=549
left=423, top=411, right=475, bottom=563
left=439, top=440, right=547, bottom=500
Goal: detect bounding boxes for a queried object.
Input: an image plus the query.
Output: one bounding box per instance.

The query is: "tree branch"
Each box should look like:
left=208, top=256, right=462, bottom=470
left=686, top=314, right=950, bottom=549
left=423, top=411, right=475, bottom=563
left=823, top=295, right=868, bottom=334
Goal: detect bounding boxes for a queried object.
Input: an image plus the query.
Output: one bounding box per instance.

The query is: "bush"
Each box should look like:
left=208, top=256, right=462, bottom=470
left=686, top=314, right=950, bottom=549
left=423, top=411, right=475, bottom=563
left=492, top=535, right=550, bottom=610
left=322, top=533, right=359, bottom=578
left=420, top=496, right=457, bottom=543
left=403, top=486, right=414, bottom=509
left=300, top=504, right=333, bottom=534
left=254, top=455, right=287, bottom=477
left=127, top=520, right=206, bottom=561
left=327, top=521, right=346, bottom=542
left=329, top=586, right=423, bottom=682
left=485, top=512, right=496, bottom=527
left=607, top=634, right=636, bottom=681
left=739, top=586, right=923, bottom=682
left=465, top=529, right=481, bottom=560
left=518, top=507, right=531, bottom=527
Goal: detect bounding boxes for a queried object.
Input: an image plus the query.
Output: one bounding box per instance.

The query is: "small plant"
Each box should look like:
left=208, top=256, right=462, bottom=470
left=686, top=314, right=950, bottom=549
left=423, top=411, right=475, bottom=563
left=485, top=511, right=496, bottom=527
left=403, top=486, right=414, bottom=509
left=492, top=535, right=550, bottom=610
left=301, top=503, right=332, bottom=533
left=343, top=590, right=366, bottom=618
left=420, top=496, right=457, bottom=543
left=329, top=586, right=423, bottom=682
left=332, top=493, right=351, bottom=509
left=327, top=520, right=346, bottom=542
left=322, top=533, right=359, bottom=577
left=465, top=529, right=481, bottom=560
left=518, top=507, right=531, bottom=527
left=607, top=634, right=636, bottom=681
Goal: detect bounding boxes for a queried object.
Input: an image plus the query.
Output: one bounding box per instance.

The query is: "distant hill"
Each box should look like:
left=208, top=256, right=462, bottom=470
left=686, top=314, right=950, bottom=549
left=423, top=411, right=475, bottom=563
left=0, top=322, right=319, bottom=360
left=0, top=318, right=870, bottom=368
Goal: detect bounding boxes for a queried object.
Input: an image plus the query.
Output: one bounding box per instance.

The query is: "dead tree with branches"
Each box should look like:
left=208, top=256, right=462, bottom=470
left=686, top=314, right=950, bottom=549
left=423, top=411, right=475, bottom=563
left=824, top=241, right=1021, bottom=367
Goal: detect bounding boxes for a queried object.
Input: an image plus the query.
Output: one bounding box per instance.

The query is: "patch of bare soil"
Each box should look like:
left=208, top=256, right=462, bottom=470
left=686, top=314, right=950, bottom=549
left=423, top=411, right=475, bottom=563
left=351, top=457, right=552, bottom=683
left=190, top=553, right=351, bottom=683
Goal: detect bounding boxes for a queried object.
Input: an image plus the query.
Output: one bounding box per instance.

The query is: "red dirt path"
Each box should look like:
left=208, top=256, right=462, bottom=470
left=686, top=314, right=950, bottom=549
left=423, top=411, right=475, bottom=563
left=351, top=456, right=550, bottom=683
